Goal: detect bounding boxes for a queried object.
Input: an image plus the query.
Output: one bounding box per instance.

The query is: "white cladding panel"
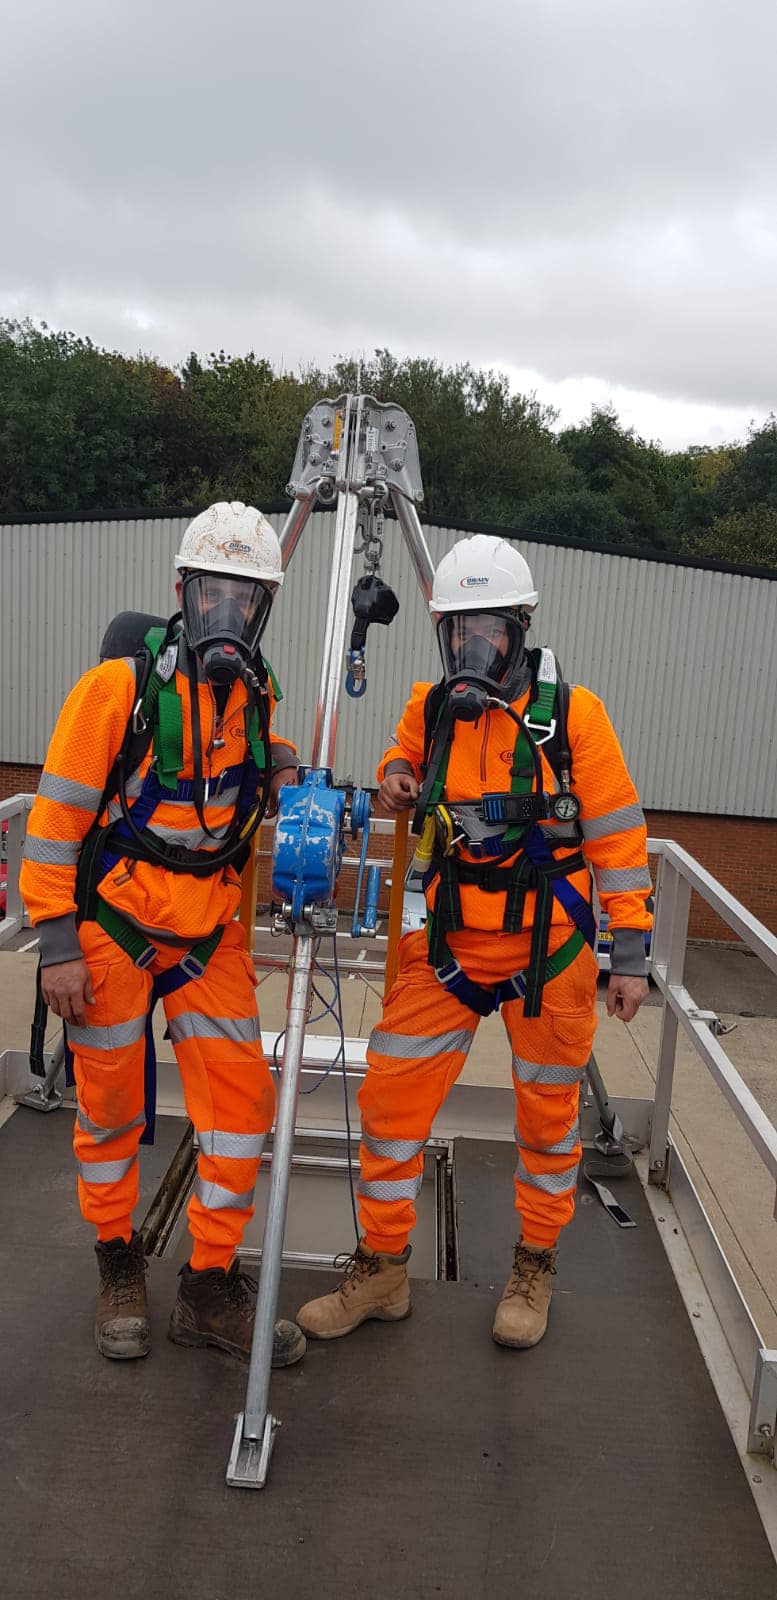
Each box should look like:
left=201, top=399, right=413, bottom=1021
left=1, top=513, right=775, bottom=816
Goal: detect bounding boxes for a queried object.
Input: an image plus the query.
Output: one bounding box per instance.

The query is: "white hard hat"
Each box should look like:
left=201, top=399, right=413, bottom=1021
left=175, top=502, right=284, bottom=586
left=430, top=535, right=538, bottom=619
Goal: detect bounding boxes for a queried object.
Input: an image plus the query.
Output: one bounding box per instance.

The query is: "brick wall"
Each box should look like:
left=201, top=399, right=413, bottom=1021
left=0, top=762, right=41, bottom=800
left=3, top=759, right=773, bottom=942
left=645, top=811, right=777, bottom=941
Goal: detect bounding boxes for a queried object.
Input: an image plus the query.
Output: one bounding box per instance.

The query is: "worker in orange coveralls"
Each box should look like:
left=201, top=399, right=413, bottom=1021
left=21, top=503, right=306, bottom=1369
left=298, top=534, right=651, bottom=1349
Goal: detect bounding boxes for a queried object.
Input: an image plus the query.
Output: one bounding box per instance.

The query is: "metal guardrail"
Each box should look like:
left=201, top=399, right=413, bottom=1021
left=646, top=836, right=777, bottom=1456
left=0, top=794, right=33, bottom=946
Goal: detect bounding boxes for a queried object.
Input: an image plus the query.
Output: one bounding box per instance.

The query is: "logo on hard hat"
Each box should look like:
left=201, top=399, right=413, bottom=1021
left=220, top=539, right=253, bottom=557
left=460, top=576, right=489, bottom=587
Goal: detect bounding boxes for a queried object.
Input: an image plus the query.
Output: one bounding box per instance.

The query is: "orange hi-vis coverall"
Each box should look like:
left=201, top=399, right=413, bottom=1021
left=20, top=640, right=297, bottom=1270
left=357, top=677, right=652, bottom=1253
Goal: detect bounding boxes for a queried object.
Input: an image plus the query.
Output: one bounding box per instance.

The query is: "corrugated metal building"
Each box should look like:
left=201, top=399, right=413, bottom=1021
left=1, top=510, right=776, bottom=817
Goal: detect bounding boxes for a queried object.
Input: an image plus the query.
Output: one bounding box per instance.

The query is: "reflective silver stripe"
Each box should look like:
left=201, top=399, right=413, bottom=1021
left=76, top=1107, right=145, bottom=1144
left=148, top=823, right=228, bottom=850
left=68, top=1014, right=147, bottom=1050
left=38, top=772, right=103, bottom=811
left=514, top=1157, right=578, bottom=1195
left=23, top=834, right=81, bottom=866
left=78, top=1153, right=137, bottom=1184
left=361, top=1132, right=426, bottom=1163
left=512, top=1055, right=585, bottom=1087
left=168, top=1013, right=260, bottom=1044
left=515, top=1121, right=580, bottom=1157
left=368, top=1027, right=473, bottom=1061
left=357, top=1176, right=423, bottom=1202
left=581, top=803, right=645, bottom=842
left=194, top=1177, right=255, bottom=1210
left=197, top=1129, right=265, bottom=1160
left=594, top=865, right=652, bottom=893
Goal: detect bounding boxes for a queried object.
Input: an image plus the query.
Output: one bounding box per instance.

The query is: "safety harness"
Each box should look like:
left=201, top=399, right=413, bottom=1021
left=36, top=617, right=279, bottom=1142
left=416, top=647, right=597, bottom=1019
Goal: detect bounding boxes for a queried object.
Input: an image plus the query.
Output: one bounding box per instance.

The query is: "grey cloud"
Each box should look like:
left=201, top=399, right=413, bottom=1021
left=3, top=0, right=777, bottom=428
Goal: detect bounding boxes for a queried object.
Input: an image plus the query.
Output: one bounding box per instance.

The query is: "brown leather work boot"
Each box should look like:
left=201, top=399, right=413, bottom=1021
left=492, top=1240, right=558, bottom=1349
left=168, top=1260, right=306, bottom=1367
left=297, top=1240, right=412, bottom=1340
left=94, top=1231, right=151, bottom=1360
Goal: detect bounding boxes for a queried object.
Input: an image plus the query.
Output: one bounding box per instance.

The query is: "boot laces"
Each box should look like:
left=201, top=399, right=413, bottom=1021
left=101, top=1242, right=146, bottom=1306
left=506, top=1242, right=556, bottom=1304
left=332, top=1248, right=381, bottom=1294
left=225, top=1265, right=257, bottom=1309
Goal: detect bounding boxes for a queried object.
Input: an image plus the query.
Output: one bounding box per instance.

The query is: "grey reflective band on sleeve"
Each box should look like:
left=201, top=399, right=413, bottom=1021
left=514, top=1157, right=578, bottom=1195
left=511, top=1055, right=586, bottom=1087
left=361, top=1133, right=426, bottom=1163
left=23, top=835, right=82, bottom=866
left=68, top=1014, right=147, bottom=1051
left=78, top=1153, right=138, bottom=1184
left=368, top=1027, right=473, bottom=1061
left=581, top=803, right=646, bottom=842
left=38, top=772, right=103, bottom=811
left=194, top=1177, right=255, bottom=1211
left=197, top=1129, right=265, bottom=1160
left=357, top=1175, right=423, bottom=1202
left=167, top=1013, right=261, bottom=1044
left=594, top=865, right=652, bottom=893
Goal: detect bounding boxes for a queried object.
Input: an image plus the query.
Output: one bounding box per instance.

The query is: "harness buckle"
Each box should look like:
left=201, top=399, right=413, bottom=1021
left=435, top=958, right=463, bottom=989
left=134, top=945, right=156, bottom=970
left=522, top=714, right=556, bottom=747
left=132, top=698, right=148, bottom=735
left=178, top=952, right=205, bottom=982
left=502, top=969, right=527, bottom=1001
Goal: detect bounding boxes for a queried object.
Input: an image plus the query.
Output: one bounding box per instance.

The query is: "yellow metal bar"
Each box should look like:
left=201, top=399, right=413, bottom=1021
left=239, top=831, right=262, bottom=956
left=384, top=809, right=409, bottom=1000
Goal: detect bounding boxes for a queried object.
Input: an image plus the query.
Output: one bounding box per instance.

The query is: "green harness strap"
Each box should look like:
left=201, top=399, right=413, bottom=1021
left=135, top=629, right=276, bottom=791
left=95, top=897, right=225, bottom=975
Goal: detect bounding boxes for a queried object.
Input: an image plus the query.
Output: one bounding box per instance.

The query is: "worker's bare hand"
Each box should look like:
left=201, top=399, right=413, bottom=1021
left=606, top=974, right=649, bottom=1023
left=41, top=959, right=96, bottom=1027
left=374, top=772, right=420, bottom=816
left=266, top=766, right=297, bottom=819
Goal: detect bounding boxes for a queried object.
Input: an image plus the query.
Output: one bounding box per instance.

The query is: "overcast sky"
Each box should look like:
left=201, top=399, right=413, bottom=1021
left=2, top=0, right=776, bottom=451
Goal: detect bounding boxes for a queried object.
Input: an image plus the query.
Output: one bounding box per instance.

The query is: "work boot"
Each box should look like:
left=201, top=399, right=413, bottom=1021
left=168, top=1259, right=306, bottom=1367
left=297, top=1240, right=412, bottom=1340
left=492, top=1239, right=558, bottom=1349
left=94, top=1231, right=151, bottom=1360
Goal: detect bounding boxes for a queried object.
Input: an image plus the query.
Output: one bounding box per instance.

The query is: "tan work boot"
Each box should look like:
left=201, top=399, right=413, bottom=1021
left=169, top=1260, right=306, bottom=1367
left=297, top=1241, right=412, bottom=1339
left=492, top=1239, right=558, bottom=1349
left=94, top=1231, right=151, bottom=1360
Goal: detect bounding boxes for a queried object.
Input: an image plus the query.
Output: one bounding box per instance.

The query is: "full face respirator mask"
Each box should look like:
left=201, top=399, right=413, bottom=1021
left=181, top=572, right=274, bottom=687
left=437, top=609, right=528, bottom=720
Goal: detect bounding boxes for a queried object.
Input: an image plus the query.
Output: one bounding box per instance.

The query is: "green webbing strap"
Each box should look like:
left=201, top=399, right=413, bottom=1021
left=263, top=657, right=283, bottom=702
left=245, top=709, right=268, bottom=770
left=536, top=927, right=584, bottom=985
left=153, top=676, right=183, bottom=791
left=95, top=897, right=224, bottom=976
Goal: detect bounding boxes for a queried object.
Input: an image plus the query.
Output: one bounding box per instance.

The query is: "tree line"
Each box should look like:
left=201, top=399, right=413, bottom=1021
left=1, top=319, right=776, bottom=570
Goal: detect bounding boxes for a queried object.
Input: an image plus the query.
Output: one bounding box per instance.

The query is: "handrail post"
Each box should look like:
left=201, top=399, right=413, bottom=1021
left=648, top=855, right=691, bottom=1186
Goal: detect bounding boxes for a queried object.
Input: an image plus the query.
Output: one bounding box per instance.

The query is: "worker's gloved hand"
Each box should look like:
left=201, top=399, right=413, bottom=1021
left=375, top=772, right=420, bottom=816
left=41, top=959, right=96, bottom=1027
left=266, top=766, right=297, bottom=819
left=606, top=974, right=649, bottom=1024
